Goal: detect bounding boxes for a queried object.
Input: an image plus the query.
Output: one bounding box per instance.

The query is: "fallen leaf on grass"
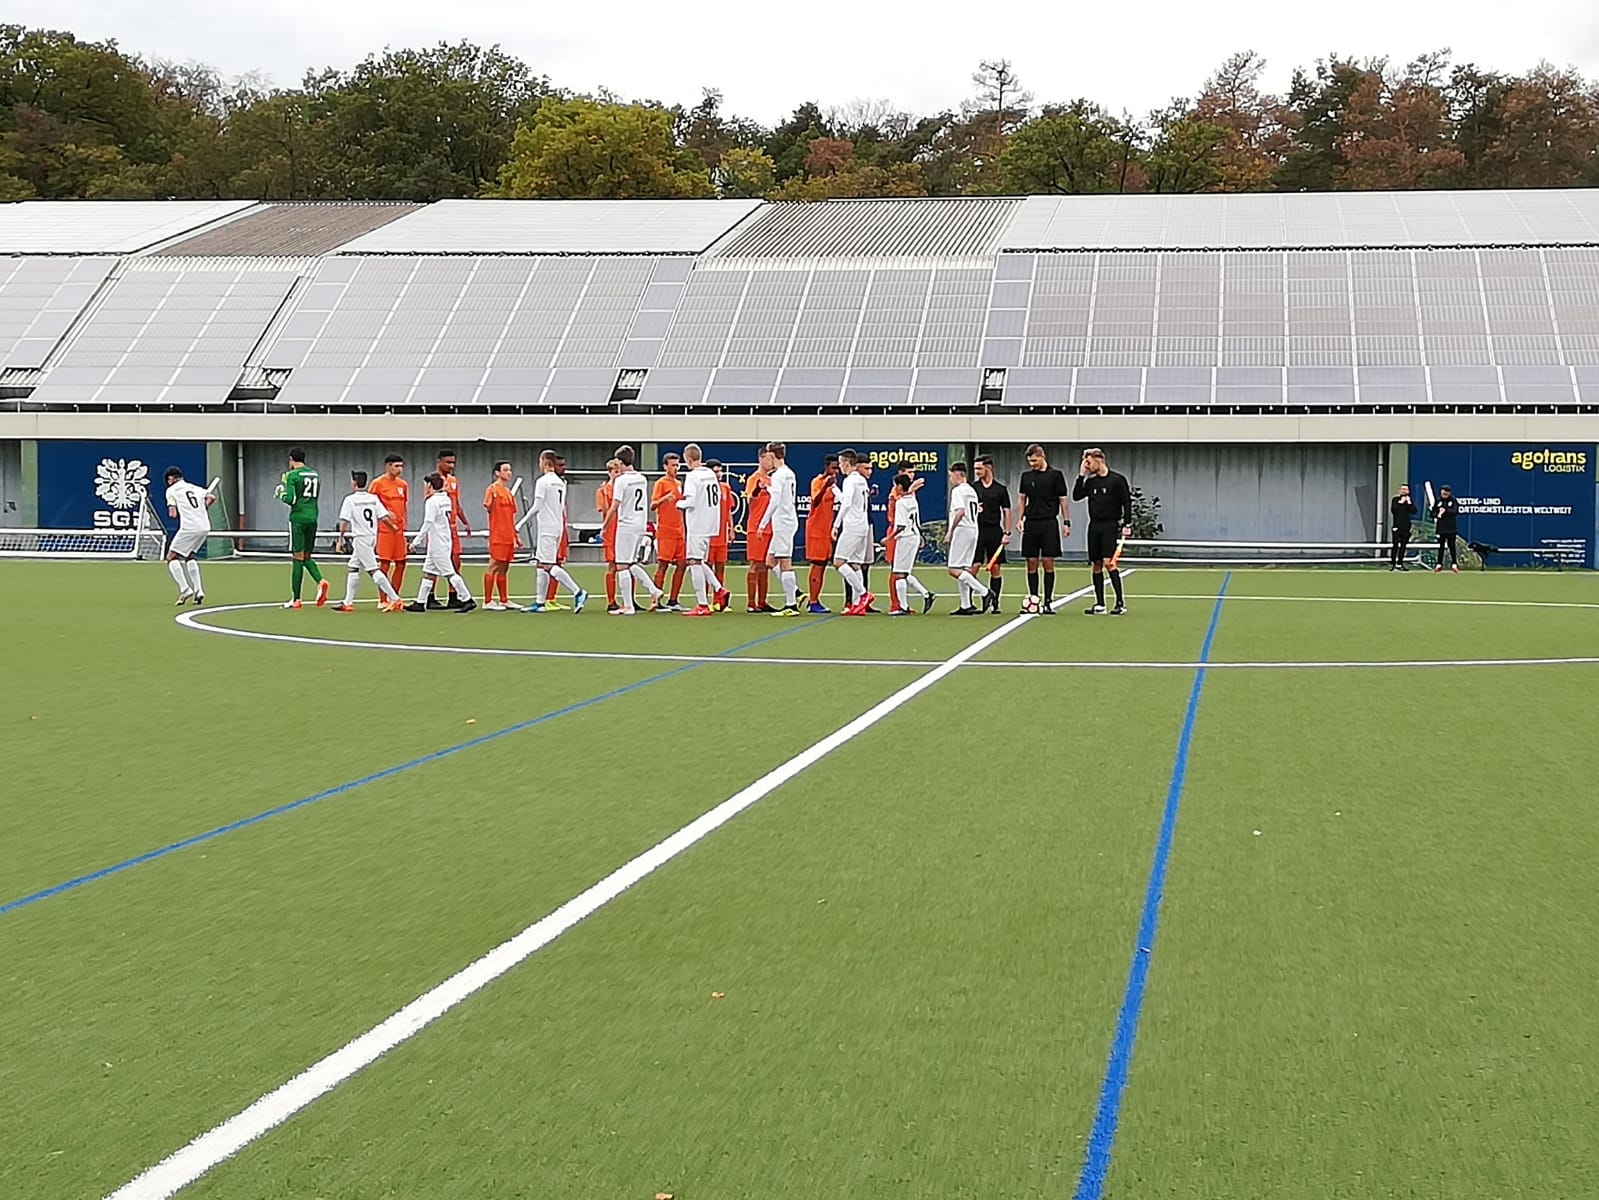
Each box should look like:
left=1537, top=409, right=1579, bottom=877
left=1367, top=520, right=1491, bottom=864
left=465, top=718, right=476, bottom=724
left=656, top=1193, right=675, bottom=1199
left=711, top=992, right=725, bottom=1000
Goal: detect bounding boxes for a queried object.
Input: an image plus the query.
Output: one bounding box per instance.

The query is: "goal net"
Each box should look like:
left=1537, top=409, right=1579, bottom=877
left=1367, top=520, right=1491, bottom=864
left=0, top=491, right=170, bottom=560
left=1116, top=538, right=1444, bottom=568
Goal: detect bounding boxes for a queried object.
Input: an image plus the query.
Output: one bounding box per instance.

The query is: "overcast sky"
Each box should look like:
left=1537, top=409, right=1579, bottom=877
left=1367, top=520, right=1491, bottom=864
left=22, top=0, right=1599, bottom=124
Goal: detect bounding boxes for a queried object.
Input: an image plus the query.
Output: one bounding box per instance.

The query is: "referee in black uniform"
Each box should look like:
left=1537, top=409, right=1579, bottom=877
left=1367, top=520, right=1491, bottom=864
left=1017, top=443, right=1071, bottom=612
left=1072, top=447, right=1133, bottom=615
left=972, top=454, right=1012, bottom=613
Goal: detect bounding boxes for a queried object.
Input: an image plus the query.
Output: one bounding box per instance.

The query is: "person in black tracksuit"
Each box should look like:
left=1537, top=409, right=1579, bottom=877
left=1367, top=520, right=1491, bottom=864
left=1433, top=485, right=1460, bottom=573
left=1389, top=483, right=1417, bottom=570
left=1072, top=447, right=1134, bottom=615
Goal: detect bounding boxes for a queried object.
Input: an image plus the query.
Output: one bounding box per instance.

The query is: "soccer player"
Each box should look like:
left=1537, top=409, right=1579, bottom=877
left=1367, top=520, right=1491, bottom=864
left=1017, top=443, right=1071, bottom=613
left=404, top=474, right=475, bottom=613
left=804, top=453, right=839, bottom=613
left=883, top=472, right=933, bottom=615
left=743, top=457, right=773, bottom=612
left=886, top=473, right=926, bottom=618
left=945, top=462, right=990, bottom=615
left=676, top=444, right=730, bottom=616
left=607, top=445, right=665, bottom=615
left=855, top=458, right=878, bottom=609
left=333, top=471, right=403, bottom=612
left=482, top=461, right=522, bottom=609
left=524, top=449, right=587, bottom=613
left=277, top=447, right=328, bottom=609
left=1433, top=484, right=1460, bottom=573
left=707, top=459, right=738, bottom=604
left=651, top=452, right=688, bottom=611
left=433, top=449, right=472, bottom=609
left=542, top=454, right=575, bottom=608
left=972, top=454, right=1012, bottom=613
left=163, top=467, right=213, bottom=605
left=1074, top=448, right=1133, bottom=615
left=758, top=442, right=803, bottom=616
left=832, top=449, right=874, bottom=616
left=1390, top=483, right=1417, bottom=571
left=597, top=458, right=620, bottom=611
left=370, top=454, right=410, bottom=595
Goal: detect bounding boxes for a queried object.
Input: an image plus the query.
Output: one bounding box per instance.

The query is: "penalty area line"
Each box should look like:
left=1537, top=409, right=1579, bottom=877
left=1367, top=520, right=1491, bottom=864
left=106, top=580, right=1096, bottom=1200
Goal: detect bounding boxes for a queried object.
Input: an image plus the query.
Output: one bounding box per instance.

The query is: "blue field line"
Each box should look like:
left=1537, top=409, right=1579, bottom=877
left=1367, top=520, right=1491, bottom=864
left=0, top=620, right=821, bottom=920
left=1072, top=570, right=1231, bottom=1200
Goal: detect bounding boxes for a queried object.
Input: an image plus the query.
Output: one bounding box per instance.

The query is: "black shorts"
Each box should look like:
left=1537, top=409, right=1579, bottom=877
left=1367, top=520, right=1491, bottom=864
left=975, top=526, right=1006, bottom=566
left=1087, top=523, right=1121, bottom=563
left=1020, top=519, right=1062, bottom=560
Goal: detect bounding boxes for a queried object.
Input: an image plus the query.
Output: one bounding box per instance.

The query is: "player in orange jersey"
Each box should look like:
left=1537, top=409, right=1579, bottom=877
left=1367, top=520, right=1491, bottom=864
left=650, top=452, right=687, bottom=611
left=436, top=449, right=471, bottom=609
left=743, top=460, right=773, bottom=612
left=804, top=453, right=840, bottom=612
left=482, top=460, right=522, bottom=610
left=596, top=458, right=620, bottom=611
left=370, top=454, right=410, bottom=595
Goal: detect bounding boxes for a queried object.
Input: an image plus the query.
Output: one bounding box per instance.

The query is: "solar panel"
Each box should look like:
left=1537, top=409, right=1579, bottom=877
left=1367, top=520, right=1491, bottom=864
left=0, top=257, right=117, bottom=368
left=30, top=259, right=305, bottom=404
left=0, top=201, right=256, bottom=254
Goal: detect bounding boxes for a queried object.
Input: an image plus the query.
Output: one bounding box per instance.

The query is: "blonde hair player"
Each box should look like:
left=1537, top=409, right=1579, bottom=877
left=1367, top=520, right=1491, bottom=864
left=675, top=444, right=730, bottom=616
left=523, top=450, right=587, bottom=614
left=757, top=442, right=803, bottom=617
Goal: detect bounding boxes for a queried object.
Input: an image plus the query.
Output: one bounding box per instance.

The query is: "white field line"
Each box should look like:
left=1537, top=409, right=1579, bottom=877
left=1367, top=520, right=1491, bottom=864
left=1137, top=593, right=1599, bottom=611
left=110, top=582, right=1096, bottom=1200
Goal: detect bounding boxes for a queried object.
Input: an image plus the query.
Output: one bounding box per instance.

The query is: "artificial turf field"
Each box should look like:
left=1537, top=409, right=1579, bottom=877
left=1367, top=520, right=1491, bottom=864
left=4, top=560, right=1598, bottom=1200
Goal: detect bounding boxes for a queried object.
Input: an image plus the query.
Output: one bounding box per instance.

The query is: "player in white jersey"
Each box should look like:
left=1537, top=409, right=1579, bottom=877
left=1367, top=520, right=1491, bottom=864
left=886, top=473, right=924, bottom=618
left=757, top=441, right=803, bottom=617
left=831, top=449, right=875, bottom=616
left=674, top=443, right=729, bottom=616
left=332, top=471, right=403, bottom=612
left=605, top=444, right=665, bottom=615
left=163, top=467, right=214, bottom=605
left=523, top=449, right=587, bottom=614
left=945, top=461, right=989, bottom=615
left=404, top=473, right=476, bottom=613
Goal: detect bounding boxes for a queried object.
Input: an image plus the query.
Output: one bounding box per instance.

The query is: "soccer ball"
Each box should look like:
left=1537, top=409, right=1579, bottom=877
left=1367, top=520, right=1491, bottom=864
left=1021, top=594, right=1041, bottom=614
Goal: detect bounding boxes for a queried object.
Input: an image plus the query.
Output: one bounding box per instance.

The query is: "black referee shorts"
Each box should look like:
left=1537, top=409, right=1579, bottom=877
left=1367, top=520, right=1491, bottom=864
left=975, top=526, right=1005, bottom=566
left=1086, top=523, right=1120, bottom=563
left=1020, top=519, right=1062, bottom=560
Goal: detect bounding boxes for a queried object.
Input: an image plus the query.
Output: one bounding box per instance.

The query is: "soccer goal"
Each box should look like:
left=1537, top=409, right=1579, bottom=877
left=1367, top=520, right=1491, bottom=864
left=0, top=491, right=170, bottom=561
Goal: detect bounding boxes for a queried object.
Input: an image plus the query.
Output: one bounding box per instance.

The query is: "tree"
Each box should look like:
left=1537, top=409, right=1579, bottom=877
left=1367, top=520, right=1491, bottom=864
left=769, top=160, right=925, bottom=199
left=1191, top=51, right=1292, bottom=190
left=970, top=59, right=1033, bottom=141
left=765, top=102, right=831, bottom=181
left=999, top=103, right=1141, bottom=194
left=488, top=97, right=715, bottom=198
left=1145, top=112, right=1229, bottom=192
left=1333, top=60, right=1463, bottom=189
left=1274, top=56, right=1377, bottom=190
left=716, top=145, right=775, bottom=198
left=676, top=88, right=766, bottom=174
left=1473, top=66, right=1599, bottom=188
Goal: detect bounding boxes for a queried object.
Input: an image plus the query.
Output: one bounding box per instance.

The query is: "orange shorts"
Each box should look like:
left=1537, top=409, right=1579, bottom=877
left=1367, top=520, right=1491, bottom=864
left=805, top=530, right=834, bottom=563
left=747, top=529, right=772, bottom=563
left=603, top=531, right=617, bottom=563
left=709, top=543, right=728, bottom=567
left=656, top=531, right=684, bottom=564
left=376, top=529, right=407, bottom=561
left=489, top=540, right=516, bottom=563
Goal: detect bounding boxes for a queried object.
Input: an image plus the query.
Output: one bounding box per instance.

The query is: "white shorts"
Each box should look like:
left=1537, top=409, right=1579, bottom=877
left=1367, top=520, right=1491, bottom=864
left=767, top=521, right=798, bottom=561
left=346, top=540, right=378, bottom=573
left=423, top=544, right=456, bottom=578
left=948, top=529, right=979, bottom=571
left=891, top=537, right=921, bottom=574
left=169, top=527, right=207, bottom=558
left=686, top=531, right=712, bottom=561
left=615, top=527, right=650, bottom=565
left=835, top=525, right=872, bottom=564
left=535, top=532, right=562, bottom=564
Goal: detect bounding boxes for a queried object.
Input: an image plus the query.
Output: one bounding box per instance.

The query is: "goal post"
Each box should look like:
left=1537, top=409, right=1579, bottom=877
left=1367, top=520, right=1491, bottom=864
left=0, top=491, right=169, bottom=561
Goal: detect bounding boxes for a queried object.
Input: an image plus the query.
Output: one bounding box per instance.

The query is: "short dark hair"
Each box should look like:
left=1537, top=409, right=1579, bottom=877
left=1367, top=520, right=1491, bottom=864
left=1024, top=443, right=1044, bottom=457
left=616, top=445, right=635, bottom=467
left=894, top=473, right=913, bottom=491
left=351, top=470, right=368, bottom=488
left=824, top=453, right=839, bottom=466
left=839, top=450, right=859, bottom=466
left=662, top=452, right=680, bottom=465
left=164, top=466, right=182, bottom=482
left=383, top=453, right=403, bottom=465
left=424, top=472, right=444, bottom=490
left=436, top=448, right=456, bottom=460
left=974, top=454, right=994, bottom=467
left=706, top=458, right=723, bottom=469
left=765, top=441, right=786, bottom=459
left=492, top=460, right=510, bottom=473
left=288, top=446, right=306, bottom=463
left=950, top=461, right=968, bottom=475
left=1441, top=483, right=1452, bottom=491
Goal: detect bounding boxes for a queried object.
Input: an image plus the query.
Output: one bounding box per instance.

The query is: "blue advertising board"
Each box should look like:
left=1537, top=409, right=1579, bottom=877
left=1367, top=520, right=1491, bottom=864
left=1406, top=444, right=1594, bottom=567
left=37, top=441, right=208, bottom=541
left=659, top=443, right=947, bottom=558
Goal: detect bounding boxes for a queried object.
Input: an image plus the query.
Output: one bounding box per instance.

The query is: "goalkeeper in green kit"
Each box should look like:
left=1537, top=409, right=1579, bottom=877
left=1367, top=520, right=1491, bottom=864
left=277, top=446, right=328, bottom=608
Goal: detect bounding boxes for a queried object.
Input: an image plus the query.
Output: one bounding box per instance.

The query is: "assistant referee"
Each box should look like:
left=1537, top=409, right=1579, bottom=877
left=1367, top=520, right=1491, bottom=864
left=1072, top=447, right=1132, bottom=615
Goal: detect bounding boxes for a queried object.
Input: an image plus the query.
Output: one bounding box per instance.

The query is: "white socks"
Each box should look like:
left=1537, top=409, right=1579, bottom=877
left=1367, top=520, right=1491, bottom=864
left=168, top=560, right=189, bottom=594
left=628, top=563, right=662, bottom=598
left=617, top=570, right=634, bottom=611
left=905, top=574, right=930, bottom=597
left=344, top=570, right=361, bottom=605
left=373, top=570, right=398, bottom=601
left=838, top=563, right=863, bottom=594
left=781, top=569, right=798, bottom=607
left=957, top=571, right=986, bottom=607
left=691, top=563, right=710, bottom=606
left=894, top=577, right=908, bottom=610
left=550, top=565, right=579, bottom=595
left=185, top=560, right=203, bottom=594
left=447, top=572, right=473, bottom=602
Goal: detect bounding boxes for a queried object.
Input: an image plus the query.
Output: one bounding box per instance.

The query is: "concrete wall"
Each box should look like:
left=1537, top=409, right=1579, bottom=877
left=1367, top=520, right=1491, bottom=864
left=976, top=442, right=1377, bottom=547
